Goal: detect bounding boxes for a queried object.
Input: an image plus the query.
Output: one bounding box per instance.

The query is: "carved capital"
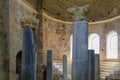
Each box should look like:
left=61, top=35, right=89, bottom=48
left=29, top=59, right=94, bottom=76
left=67, top=4, right=90, bottom=21
left=20, top=15, right=39, bottom=29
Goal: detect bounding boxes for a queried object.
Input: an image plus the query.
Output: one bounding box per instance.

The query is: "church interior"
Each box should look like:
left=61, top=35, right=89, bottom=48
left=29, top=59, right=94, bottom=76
left=0, top=0, right=120, bottom=80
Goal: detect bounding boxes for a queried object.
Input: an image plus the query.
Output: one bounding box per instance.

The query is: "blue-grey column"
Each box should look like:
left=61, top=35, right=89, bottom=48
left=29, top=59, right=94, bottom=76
left=88, top=50, right=95, bottom=80
left=32, top=30, right=37, bottom=80
left=46, top=50, right=53, bottom=80
left=72, top=21, right=88, bottom=80
left=94, top=54, right=100, bottom=80
left=21, top=26, right=37, bottom=80
left=63, top=55, right=68, bottom=80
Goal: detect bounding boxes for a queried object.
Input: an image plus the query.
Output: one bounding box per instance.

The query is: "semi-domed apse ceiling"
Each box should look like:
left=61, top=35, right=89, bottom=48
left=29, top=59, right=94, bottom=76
left=26, top=0, right=120, bottom=22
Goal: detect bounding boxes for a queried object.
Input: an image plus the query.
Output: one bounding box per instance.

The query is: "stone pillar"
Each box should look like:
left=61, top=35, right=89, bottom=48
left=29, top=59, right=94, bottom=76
left=63, top=55, right=68, bottom=80
left=67, top=4, right=90, bottom=80
left=32, top=30, right=37, bottom=80
left=20, top=15, right=38, bottom=80
left=46, top=50, right=53, bottom=80
left=88, top=50, right=95, bottom=80
left=94, top=54, right=100, bottom=80
left=21, top=26, right=37, bottom=80
left=72, top=21, right=88, bottom=80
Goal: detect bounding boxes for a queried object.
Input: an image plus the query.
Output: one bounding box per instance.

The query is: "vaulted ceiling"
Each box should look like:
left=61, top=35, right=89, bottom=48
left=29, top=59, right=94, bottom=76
left=26, top=0, right=120, bottom=22
left=25, top=0, right=37, bottom=8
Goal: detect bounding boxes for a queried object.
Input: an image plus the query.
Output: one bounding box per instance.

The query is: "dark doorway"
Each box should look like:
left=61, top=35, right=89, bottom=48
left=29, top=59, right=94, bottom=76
left=16, top=51, right=22, bottom=80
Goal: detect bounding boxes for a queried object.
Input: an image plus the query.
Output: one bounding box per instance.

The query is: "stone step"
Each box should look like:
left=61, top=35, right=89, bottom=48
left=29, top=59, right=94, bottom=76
left=106, top=71, right=120, bottom=79
left=53, top=63, right=72, bottom=80
left=100, top=68, right=120, bottom=71
left=100, top=61, right=120, bottom=79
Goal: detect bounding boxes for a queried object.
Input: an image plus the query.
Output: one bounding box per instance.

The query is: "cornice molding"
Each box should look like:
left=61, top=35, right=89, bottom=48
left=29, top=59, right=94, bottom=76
left=43, top=10, right=120, bottom=25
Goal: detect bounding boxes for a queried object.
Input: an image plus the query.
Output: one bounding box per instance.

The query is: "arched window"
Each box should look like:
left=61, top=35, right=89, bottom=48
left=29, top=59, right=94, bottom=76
left=107, top=31, right=118, bottom=59
left=88, top=33, right=100, bottom=54
left=70, top=35, right=73, bottom=58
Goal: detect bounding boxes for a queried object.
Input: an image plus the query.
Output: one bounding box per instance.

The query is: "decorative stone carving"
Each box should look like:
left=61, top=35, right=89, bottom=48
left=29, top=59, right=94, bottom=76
left=20, top=14, right=39, bottom=29
left=67, top=4, right=90, bottom=21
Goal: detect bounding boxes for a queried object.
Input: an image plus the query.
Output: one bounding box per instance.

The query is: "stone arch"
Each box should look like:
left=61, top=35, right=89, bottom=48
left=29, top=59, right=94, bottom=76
left=16, top=51, right=22, bottom=80
left=106, top=31, right=118, bottom=59
left=88, top=33, right=100, bottom=54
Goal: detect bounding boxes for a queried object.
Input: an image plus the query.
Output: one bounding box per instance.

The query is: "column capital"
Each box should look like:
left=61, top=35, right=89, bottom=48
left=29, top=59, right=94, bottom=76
left=20, top=14, right=39, bottom=29
left=67, top=4, right=90, bottom=21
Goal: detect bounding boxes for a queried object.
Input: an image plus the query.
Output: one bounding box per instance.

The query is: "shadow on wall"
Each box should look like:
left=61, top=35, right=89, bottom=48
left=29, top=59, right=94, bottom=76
left=16, top=51, right=22, bottom=80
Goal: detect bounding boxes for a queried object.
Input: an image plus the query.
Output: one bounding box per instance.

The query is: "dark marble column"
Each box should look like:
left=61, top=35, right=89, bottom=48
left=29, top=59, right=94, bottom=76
left=63, top=55, right=68, bottom=80
left=88, top=50, right=95, bottom=80
left=21, top=26, right=37, bottom=80
left=94, top=54, right=100, bottom=80
left=46, top=50, right=53, bottom=80
left=72, top=21, right=88, bottom=80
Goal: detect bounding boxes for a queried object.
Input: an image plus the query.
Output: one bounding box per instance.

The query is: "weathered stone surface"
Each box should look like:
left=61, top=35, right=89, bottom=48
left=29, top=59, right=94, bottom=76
left=43, top=0, right=120, bottom=21
left=42, top=16, right=72, bottom=62
left=9, top=0, right=37, bottom=80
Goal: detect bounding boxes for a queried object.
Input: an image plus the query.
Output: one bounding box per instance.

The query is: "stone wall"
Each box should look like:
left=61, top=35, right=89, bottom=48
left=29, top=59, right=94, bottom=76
left=42, top=12, right=120, bottom=62
left=9, top=0, right=37, bottom=80
left=89, top=18, right=120, bottom=61
left=0, top=0, right=9, bottom=80
left=0, top=0, right=5, bottom=79
left=42, top=14, right=72, bottom=63
left=25, top=0, right=37, bottom=8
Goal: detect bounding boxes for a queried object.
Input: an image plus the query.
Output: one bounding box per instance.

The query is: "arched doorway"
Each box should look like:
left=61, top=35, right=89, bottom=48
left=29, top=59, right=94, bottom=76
left=16, top=51, right=22, bottom=80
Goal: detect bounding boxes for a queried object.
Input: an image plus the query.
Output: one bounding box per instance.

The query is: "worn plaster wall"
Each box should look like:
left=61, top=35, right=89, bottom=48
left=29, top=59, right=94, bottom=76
left=42, top=15, right=72, bottom=63
left=9, top=0, right=37, bottom=80
left=89, top=18, right=120, bottom=61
